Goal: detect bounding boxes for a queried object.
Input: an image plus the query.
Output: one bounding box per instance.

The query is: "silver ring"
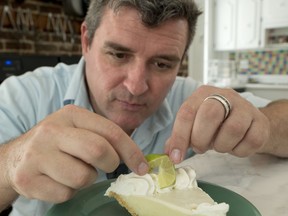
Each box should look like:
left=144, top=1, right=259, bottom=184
left=204, top=94, right=232, bottom=120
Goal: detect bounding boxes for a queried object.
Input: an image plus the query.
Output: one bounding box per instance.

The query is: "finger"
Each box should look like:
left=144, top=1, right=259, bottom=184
left=39, top=149, right=98, bottom=189
left=56, top=105, right=149, bottom=175
left=191, top=97, right=227, bottom=153
left=57, top=127, right=120, bottom=173
left=231, top=114, right=269, bottom=157
left=165, top=97, right=202, bottom=163
left=212, top=110, right=252, bottom=154
left=15, top=173, right=76, bottom=203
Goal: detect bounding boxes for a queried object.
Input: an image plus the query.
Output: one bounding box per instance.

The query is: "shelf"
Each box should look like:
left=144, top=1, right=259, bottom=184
left=263, top=27, right=288, bottom=49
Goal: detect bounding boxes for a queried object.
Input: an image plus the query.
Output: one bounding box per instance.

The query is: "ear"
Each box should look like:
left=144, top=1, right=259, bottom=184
left=81, top=22, right=89, bottom=55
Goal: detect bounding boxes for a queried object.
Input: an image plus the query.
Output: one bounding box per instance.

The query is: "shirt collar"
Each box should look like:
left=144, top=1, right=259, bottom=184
left=131, top=98, right=173, bottom=149
left=63, top=57, right=93, bottom=111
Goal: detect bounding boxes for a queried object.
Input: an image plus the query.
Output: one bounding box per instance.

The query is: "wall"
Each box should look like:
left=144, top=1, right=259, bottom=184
left=0, top=0, right=83, bottom=56
left=0, top=0, right=189, bottom=76
left=188, top=0, right=204, bottom=82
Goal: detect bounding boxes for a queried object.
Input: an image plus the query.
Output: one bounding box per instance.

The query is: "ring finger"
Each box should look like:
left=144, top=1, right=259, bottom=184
left=213, top=111, right=252, bottom=154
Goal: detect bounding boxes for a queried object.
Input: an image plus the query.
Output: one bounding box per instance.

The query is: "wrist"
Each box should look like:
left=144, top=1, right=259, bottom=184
left=0, top=142, right=19, bottom=210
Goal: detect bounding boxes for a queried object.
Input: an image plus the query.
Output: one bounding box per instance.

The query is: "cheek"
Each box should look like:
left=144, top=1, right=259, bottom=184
left=85, top=49, right=109, bottom=86
left=85, top=58, right=123, bottom=102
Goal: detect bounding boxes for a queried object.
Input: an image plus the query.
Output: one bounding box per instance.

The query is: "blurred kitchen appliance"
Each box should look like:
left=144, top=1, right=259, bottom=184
left=0, top=54, right=81, bottom=84
left=208, top=60, right=237, bottom=86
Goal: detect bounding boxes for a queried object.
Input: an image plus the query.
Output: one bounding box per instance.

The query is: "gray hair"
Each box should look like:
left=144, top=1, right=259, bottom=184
left=84, top=0, right=202, bottom=53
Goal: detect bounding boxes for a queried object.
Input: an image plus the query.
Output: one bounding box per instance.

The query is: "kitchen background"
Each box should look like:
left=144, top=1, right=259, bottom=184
left=1, top=0, right=288, bottom=100
left=189, top=0, right=288, bottom=100
left=0, top=0, right=85, bottom=84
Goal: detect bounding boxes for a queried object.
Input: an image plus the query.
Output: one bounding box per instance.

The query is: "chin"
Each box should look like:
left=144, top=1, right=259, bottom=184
left=106, top=111, right=151, bottom=132
left=114, top=117, right=143, bottom=133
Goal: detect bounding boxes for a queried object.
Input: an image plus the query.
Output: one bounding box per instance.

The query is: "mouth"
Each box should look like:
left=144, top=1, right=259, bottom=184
left=116, top=99, right=146, bottom=112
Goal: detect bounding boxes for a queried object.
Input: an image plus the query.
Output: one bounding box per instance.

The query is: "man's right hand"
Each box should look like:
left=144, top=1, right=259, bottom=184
left=0, top=105, right=148, bottom=204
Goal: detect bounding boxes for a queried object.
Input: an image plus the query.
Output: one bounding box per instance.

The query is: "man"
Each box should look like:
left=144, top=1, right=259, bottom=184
left=0, top=0, right=288, bottom=215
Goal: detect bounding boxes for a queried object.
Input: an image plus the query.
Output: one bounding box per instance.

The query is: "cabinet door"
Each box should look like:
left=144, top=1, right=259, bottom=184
left=263, top=0, right=288, bottom=27
left=237, top=0, right=261, bottom=49
left=214, top=0, right=237, bottom=51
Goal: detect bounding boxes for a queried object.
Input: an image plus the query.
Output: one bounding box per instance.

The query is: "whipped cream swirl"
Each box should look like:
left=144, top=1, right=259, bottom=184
left=105, top=165, right=198, bottom=196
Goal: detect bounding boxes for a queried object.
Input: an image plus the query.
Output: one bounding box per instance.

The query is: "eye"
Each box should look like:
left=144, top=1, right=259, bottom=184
left=154, top=61, right=172, bottom=70
left=114, top=52, right=126, bottom=59
left=108, top=51, right=127, bottom=60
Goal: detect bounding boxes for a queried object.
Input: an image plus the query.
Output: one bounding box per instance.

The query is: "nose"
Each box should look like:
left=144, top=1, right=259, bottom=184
left=123, top=63, right=149, bottom=96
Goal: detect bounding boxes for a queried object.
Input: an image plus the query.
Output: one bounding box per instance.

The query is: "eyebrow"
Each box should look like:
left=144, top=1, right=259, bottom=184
left=104, top=41, right=134, bottom=53
left=154, top=54, right=181, bottom=63
left=103, top=41, right=182, bottom=63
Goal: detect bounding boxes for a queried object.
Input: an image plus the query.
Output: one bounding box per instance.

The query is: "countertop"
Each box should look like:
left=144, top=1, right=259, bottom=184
left=245, top=83, right=288, bottom=90
left=179, top=151, right=288, bottom=216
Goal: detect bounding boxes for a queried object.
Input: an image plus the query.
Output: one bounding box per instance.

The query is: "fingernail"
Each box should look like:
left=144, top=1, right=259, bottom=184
left=171, top=149, right=182, bottom=163
left=137, top=162, right=149, bottom=175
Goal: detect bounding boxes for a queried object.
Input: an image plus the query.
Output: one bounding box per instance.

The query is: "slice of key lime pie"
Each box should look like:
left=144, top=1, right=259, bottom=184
left=105, top=154, right=229, bottom=216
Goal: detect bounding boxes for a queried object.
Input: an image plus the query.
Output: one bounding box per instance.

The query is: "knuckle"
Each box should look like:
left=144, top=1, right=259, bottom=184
left=196, top=85, right=213, bottom=95
left=87, top=139, right=108, bottom=160
left=62, top=104, right=79, bottom=113
left=106, top=156, right=120, bottom=173
left=55, top=188, right=75, bottom=203
left=34, top=121, right=59, bottom=137
left=178, top=102, right=197, bottom=122
left=61, top=104, right=82, bottom=121
left=106, top=123, right=124, bottom=143
left=72, top=170, right=93, bottom=188
left=226, top=120, right=246, bottom=137
left=247, top=133, right=264, bottom=149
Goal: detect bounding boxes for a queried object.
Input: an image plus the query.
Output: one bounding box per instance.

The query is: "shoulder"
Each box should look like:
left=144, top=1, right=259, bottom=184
left=2, top=62, right=77, bottom=96
left=22, top=62, right=77, bottom=87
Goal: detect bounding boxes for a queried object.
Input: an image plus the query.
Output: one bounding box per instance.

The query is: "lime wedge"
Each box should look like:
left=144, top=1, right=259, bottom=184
left=145, top=154, right=176, bottom=189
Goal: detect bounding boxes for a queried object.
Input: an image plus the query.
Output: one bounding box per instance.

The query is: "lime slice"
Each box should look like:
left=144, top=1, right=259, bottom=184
left=145, top=154, right=176, bottom=189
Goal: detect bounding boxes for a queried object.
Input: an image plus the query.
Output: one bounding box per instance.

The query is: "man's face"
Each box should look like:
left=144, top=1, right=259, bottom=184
left=81, top=7, right=188, bottom=134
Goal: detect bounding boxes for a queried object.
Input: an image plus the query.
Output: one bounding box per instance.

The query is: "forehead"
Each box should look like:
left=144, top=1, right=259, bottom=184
left=95, top=6, right=188, bottom=56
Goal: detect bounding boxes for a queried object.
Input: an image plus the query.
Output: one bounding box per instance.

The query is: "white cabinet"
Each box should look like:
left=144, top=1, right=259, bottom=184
left=214, top=0, right=262, bottom=51
left=214, top=0, right=237, bottom=50
left=237, top=0, right=262, bottom=49
left=262, top=0, right=288, bottom=28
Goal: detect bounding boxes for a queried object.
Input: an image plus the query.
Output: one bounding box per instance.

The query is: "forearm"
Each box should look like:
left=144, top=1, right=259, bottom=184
left=0, top=142, right=19, bottom=212
left=259, top=99, right=288, bottom=157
